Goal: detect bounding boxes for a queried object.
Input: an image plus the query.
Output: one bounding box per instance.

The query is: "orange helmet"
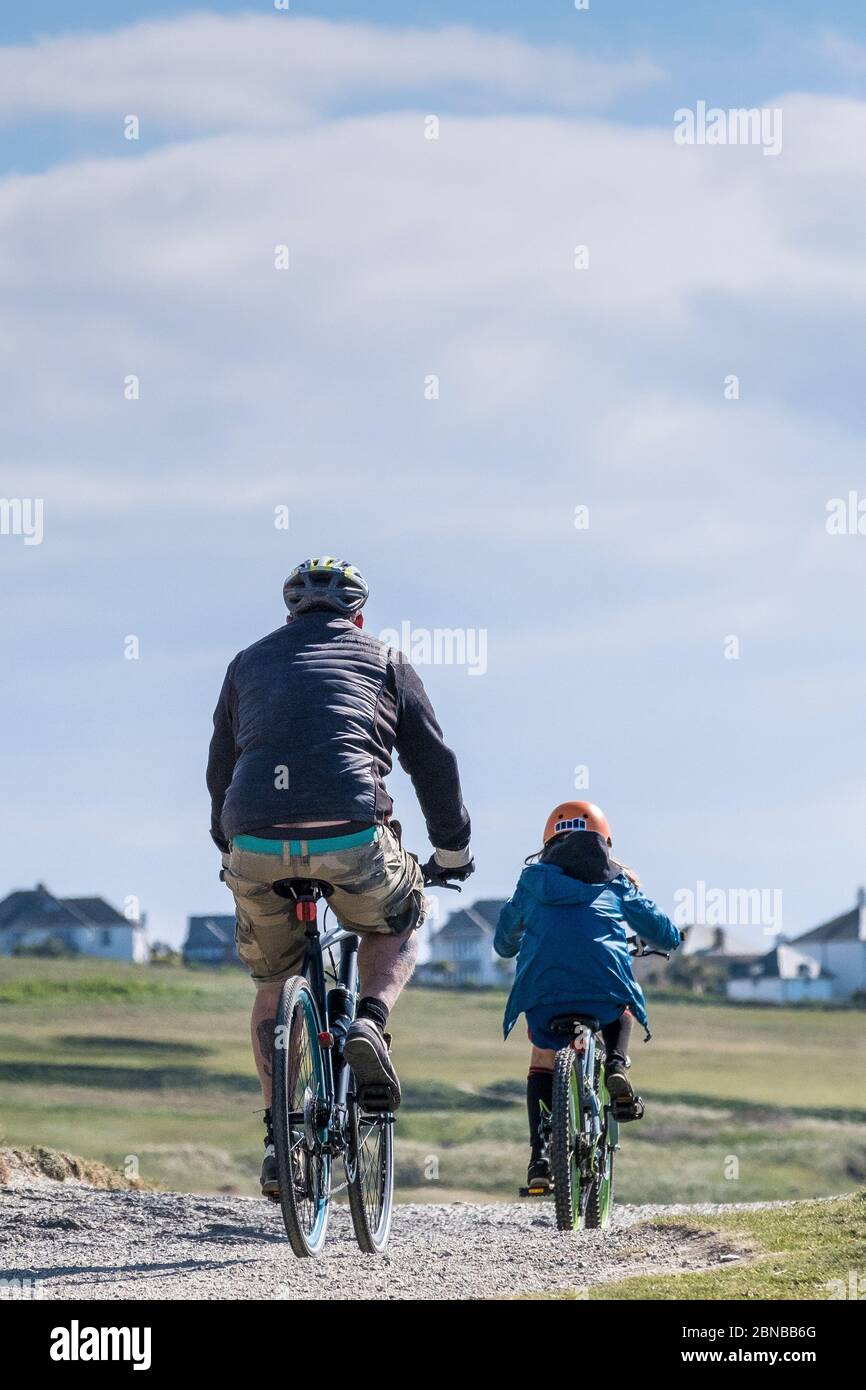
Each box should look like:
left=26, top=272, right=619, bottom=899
left=543, top=800, right=612, bottom=846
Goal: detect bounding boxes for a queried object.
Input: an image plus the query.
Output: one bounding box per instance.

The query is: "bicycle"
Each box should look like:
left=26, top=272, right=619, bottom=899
left=527, top=936, right=670, bottom=1232
left=270, top=867, right=458, bottom=1257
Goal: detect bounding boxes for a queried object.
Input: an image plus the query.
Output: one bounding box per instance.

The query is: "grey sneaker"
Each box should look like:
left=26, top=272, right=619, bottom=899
left=342, top=1018, right=401, bottom=1111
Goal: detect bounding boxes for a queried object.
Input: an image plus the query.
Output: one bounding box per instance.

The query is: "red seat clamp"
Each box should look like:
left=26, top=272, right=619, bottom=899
left=295, top=900, right=317, bottom=921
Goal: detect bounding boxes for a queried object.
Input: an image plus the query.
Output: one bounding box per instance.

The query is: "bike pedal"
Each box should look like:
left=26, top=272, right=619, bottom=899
left=358, top=1085, right=393, bottom=1113
left=612, top=1094, right=645, bottom=1122
left=519, top=1185, right=553, bottom=1198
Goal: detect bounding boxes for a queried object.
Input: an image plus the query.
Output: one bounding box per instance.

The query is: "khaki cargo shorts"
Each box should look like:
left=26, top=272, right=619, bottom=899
left=222, top=825, right=426, bottom=988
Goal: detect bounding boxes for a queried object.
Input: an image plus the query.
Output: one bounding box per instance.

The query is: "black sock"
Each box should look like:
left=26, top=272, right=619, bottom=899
left=527, top=1069, right=553, bottom=1158
left=357, top=996, right=389, bottom=1031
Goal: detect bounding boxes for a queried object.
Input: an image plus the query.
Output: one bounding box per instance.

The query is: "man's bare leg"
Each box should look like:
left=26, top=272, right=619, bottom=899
left=357, top=929, right=419, bottom=1010
left=250, top=932, right=417, bottom=1108
left=251, top=981, right=282, bottom=1108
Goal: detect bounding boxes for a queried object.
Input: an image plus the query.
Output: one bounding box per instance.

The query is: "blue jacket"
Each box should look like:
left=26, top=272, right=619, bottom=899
left=494, top=835, right=681, bottom=1039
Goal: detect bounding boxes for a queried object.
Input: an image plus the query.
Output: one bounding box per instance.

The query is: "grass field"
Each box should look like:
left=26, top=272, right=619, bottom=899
left=521, top=1193, right=866, bottom=1300
left=0, top=959, right=864, bottom=1203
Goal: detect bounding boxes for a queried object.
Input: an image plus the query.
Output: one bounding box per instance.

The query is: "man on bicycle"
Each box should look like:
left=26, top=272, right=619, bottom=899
left=207, top=557, right=473, bottom=1194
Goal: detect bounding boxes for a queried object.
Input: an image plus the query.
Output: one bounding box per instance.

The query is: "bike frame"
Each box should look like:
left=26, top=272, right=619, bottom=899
left=576, top=1030, right=618, bottom=1146
left=300, top=911, right=360, bottom=1136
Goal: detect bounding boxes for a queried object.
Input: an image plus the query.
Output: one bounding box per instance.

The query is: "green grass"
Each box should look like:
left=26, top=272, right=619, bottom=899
left=0, top=974, right=211, bottom=1005
left=1, top=958, right=864, bottom=1201
left=586, top=1193, right=866, bottom=1300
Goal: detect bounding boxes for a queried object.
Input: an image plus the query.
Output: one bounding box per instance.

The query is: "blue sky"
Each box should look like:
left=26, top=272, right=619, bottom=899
left=1, top=3, right=865, bottom=948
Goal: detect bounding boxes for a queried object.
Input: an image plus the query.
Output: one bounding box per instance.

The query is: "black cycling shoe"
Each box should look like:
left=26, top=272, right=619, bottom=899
left=604, top=1057, right=634, bottom=1104
left=526, top=1156, right=552, bottom=1193
left=342, top=1018, right=401, bottom=1111
left=260, top=1109, right=279, bottom=1198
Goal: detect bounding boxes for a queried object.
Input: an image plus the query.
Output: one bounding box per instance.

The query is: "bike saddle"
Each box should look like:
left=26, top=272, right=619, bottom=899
left=548, top=1013, right=601, bottom=1035
left=271, top=878, right=334, bottom=900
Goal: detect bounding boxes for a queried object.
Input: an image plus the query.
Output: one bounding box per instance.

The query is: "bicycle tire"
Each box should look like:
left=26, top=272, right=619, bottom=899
left=551, top=1045, right=582, bottom=1231
left=272, top=975, right=332, bottom=1257
left=345, top=1084, right=394, bottom=1254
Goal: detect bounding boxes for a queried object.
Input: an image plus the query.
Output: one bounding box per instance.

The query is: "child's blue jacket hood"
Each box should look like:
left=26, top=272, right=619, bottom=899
left=494, top=851, right=681, bottom=1042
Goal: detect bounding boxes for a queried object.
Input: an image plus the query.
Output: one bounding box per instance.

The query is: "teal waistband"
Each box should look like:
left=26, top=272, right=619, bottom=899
left=232, top=826, right=379, bottom=856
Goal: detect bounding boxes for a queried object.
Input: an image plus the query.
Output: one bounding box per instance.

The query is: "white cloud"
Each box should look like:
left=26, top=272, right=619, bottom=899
left=3, top=86, right=866, bottom=532
left=0, top=14, right=662, bottom=130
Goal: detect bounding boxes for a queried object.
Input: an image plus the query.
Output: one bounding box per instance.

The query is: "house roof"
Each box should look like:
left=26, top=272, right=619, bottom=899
left=796, top=907, right=861, bottom=944
left=729, top=943, right=834, bottom=981
left=185, top=916, right=236, bottom=949
left=435, top=900, right=506, bottom=941
left=0, top=886, right=135, bottom=930
left=681, top=924, right=765, bottom=959
left=62, top=897, right=129, bottom=926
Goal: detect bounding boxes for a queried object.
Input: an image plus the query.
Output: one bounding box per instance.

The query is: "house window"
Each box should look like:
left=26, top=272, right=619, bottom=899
left=101, top=929, right=112, bottom=947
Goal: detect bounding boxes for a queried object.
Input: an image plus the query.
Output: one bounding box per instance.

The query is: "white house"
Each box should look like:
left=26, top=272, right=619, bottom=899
left=417, top=899, right=514, bottom=988
left=0, top=884, right=148, bottom=963
left=726, top=942, right=834, bottom=1005
left=789, top=888, right=866, bottom=1001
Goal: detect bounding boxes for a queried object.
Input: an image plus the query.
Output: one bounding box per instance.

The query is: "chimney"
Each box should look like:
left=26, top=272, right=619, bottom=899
left=858, top=886, right=866, bottom=941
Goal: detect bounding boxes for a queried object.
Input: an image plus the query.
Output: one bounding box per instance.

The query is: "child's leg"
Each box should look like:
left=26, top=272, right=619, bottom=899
left=600, top=1009, right=635, bottom=1102
left=600, top=1009, right=633, bottom=1069
left=527, top=1045, right=555, bottom=1166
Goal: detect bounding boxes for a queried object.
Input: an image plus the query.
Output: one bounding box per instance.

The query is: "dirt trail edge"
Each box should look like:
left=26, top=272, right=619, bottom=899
left=0, top=1180, right=766, bottom=1300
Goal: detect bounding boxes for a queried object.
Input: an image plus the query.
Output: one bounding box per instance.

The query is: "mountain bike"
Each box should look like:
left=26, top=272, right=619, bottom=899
left=270, top=868, right=458, bottom=1258
left=531, top=937, right=670, bottom=1232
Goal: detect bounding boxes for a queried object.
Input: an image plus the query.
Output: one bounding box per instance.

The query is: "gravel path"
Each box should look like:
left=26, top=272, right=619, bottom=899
left=0, top=1182, right=758, bottom=1300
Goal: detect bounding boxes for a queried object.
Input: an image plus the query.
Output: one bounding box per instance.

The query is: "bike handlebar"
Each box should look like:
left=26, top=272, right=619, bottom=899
left=628, top=936, right=671, bottom=961
left=421, top=871, right=462, bottom=892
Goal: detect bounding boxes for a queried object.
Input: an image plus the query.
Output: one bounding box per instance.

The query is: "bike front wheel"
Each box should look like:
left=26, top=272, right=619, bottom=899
left=345, top=1085, right=394, bottom=1254
left=272, top=976, right=332, bottom=1257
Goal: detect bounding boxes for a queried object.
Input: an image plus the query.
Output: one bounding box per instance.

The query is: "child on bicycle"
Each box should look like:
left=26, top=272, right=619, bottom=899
left=494, top=801, right=681, bottom=1192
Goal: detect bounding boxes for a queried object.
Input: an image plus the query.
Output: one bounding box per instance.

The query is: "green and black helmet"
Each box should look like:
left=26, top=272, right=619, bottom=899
left=283, top=557, right=369, bottom=617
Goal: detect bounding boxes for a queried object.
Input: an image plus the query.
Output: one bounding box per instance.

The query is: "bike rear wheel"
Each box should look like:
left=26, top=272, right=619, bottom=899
left=272, top=976, right=332, bottom=1257
left=551, top=1045, right=583, bottom=1231
left=345, top=1085, right=394, bottom=1253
